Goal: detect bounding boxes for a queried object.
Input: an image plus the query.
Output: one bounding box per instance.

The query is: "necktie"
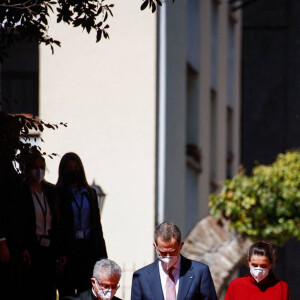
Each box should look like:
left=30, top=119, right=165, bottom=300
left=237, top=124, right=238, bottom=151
left=166, top=267, right=176, bottom=300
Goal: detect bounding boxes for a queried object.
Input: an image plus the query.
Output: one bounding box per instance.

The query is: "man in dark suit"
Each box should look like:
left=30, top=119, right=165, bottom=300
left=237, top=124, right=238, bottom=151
left=0, top=113, right=25, bottom=300
left=63, top=259, right=122, bottom=300
left=131, top=222, right=218, bottom=300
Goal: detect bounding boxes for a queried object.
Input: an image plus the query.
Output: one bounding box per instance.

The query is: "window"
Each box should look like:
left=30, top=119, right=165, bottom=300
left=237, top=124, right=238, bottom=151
left=210, top=89, right=217, bottom=192
left=226, top=107, right=234, bottom=179
left=227, top=20, right=235, bottom=108
left=186, top=0, right=200, bottom=71
left=211, top=0, right=219, bottom=91
left=1, top=40, right=39, bottom=115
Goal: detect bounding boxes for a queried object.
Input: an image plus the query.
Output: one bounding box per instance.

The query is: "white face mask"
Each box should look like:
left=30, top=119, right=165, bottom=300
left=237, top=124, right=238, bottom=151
left=97, top=288, right=114, bottom=300
left=155, top=245, right=179, bottom=271
left=159, top=255, right=178, bottom=270
left=250, top=266, right=269, bottom=283
left=30, top=168, right=45, bottom=183
left=94, top=278, right=117, bottom=300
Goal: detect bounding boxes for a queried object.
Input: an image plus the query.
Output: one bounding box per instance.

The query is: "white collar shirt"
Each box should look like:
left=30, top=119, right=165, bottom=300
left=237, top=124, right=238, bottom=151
left=31, top=189, right=52, bottom=236
left=158, top=255, right=181, bottom=300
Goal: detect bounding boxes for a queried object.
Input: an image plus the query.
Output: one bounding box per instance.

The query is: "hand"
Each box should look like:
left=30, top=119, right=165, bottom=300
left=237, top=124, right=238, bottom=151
left=23, top=249, right=31, bottom=269
left=0, top=240, right=10, bottom=263
left=56, top=256, right=67, bottom=278
left=59, top=256, right=67, bottom=268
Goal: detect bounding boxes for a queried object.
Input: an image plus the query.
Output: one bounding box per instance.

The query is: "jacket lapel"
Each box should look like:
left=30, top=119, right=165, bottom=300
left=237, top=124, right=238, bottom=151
left=177, top=256, right=194, bottom=300
left=147, top=260, right=164, bottom=300
left=27, top=187, right=37, bottom=237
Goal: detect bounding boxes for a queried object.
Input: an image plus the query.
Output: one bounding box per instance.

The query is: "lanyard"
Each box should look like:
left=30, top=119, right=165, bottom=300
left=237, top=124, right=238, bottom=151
left=72, top=191, right=86, bottom=230
left=33, top=191, right=48, bottom=235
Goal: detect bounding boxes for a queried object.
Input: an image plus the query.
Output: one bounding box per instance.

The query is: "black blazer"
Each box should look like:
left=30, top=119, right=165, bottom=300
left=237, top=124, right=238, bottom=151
left=0, top=163, right=25, bottom=253
left=63, top=288, right=121, bottom=300
left=57, top=185, right=107, bottom=260
left=23, top=181, right=61, bottom=256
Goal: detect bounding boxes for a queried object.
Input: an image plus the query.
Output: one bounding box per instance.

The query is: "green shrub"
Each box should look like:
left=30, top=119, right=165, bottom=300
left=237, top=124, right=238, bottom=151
left=209, top=151, right=300, bottom=246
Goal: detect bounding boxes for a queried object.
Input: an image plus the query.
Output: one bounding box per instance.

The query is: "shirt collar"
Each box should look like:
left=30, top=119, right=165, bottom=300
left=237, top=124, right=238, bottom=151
left=173, top=253, right=181, bottom=270
left=70, top=186, right=88, bottom=194
left=91, top=287, right=99, bottom=299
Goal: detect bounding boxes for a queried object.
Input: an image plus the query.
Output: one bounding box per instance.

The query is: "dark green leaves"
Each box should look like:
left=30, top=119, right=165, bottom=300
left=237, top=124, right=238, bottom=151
left=141, top=0, right=149, bottom=10
left=209, top=152, right=300, bottom=246
left=0, top=0, right=176, bottom=60
left=0, top=0, right=115, bottom=58
left=0, top=112, right=67, bottom=166
left=140, top=0, right=163, bottom=13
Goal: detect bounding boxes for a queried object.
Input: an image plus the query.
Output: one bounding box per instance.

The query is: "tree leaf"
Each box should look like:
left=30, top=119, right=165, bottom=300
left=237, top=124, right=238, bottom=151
left=96, top=29, right=102, bottom=42
left=141, top=0, right=149, bottom=11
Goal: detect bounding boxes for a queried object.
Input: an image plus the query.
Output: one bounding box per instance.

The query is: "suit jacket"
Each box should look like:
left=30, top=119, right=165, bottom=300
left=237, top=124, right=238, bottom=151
left=63, top=288, right=121, bottom=300
left=0, top=162, right=25, bottom=253
left=57, top=186, right=107, bottom=260
left=131, top=255, right=218, bottom=300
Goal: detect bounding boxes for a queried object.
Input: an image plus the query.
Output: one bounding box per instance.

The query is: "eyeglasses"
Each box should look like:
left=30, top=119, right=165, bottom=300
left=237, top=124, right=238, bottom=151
left=155, top=244, right=178, bottom=257
left=94, top=278, right=120, bottom=291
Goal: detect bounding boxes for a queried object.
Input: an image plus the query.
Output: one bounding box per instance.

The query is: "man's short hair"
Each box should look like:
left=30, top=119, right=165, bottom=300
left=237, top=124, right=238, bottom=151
left=154, top=222, right=182, bottom=245
left=93, top=259, right=122, bottom=281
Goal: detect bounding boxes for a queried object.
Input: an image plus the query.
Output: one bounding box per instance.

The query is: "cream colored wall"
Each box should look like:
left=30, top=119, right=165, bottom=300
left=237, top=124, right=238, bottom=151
left=39, top=2, right=157, bottom=298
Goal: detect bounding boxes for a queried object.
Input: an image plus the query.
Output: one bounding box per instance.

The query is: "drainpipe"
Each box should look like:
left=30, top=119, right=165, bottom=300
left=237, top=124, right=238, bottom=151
left=157, top=2, right=167, bottom=225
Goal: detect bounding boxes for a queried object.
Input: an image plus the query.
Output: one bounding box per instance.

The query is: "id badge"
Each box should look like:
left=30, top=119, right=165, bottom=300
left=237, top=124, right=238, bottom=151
left=40, top=237, right=51, bottom=247
left=75, top=230, right=84, bottom=239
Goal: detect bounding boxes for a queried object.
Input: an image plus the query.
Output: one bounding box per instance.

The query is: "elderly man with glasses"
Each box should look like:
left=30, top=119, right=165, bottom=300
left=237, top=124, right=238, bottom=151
left=63, top=259, right=122, bottom=300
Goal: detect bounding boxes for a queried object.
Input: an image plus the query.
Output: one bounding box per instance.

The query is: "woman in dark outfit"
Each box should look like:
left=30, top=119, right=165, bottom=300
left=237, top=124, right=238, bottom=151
left=224, top=241, right=290, bottom=300
left=22, top=153, right=65, bottom=300
left=56, top=152, right=107, bottom=299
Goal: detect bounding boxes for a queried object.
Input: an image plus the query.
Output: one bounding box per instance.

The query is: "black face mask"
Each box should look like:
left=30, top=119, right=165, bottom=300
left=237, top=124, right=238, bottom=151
left=64, top=170, right=82, bottom=184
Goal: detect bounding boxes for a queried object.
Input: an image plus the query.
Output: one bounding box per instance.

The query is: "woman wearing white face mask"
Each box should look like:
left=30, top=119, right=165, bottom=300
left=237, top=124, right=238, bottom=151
left=224, top=241, right=290, bottom=300
left=21, top=152, right=66, bottom=300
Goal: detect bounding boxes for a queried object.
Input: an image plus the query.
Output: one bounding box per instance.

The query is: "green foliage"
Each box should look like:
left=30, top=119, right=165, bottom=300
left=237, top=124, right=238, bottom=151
left=0, top=112, right=66, bottom=166
left=0, top=0, right=166, bottom=61
left=209, top=151, right=300, bottom=246
left=140, top=0, right=174, bottom=13
left=0, top=0, right=115, bottom=60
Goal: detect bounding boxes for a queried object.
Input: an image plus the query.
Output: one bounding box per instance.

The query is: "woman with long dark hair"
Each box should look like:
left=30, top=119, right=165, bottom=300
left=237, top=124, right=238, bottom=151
left=224, top=241, right=290, bottom=300
left=56, top=152, right=107, bottom=299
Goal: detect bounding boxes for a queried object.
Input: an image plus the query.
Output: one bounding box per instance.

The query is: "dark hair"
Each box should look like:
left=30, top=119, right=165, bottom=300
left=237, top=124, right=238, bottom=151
left=22, top=152, right=45, bottom=174
left=154, top=222, right=182, bottom=244
left=0, top=112, right=22, bottom=137
left=247, top=241, right=276, bottom=264
left=0, top=113, right=22, bottom=160
left=56, top=152, right=89, bottom=188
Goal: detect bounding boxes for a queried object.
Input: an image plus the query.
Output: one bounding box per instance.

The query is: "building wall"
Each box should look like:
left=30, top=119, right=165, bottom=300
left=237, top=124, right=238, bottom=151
left=0, top=0, right=242, bottom=298
left=160, top=0, right=242, bottom=239
left=39, top=2, right=157, bottom=298
left=37, top=0, right=242, bottom=298
left=163, top=0, right=188, bottom=234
